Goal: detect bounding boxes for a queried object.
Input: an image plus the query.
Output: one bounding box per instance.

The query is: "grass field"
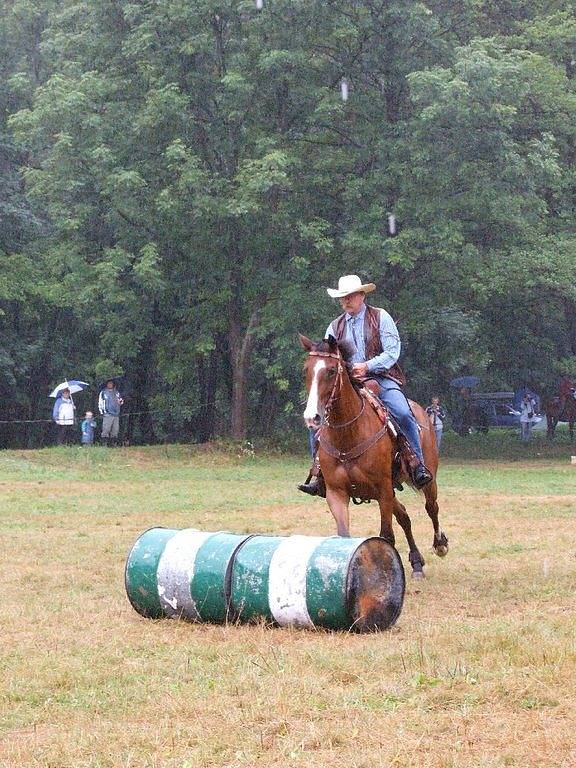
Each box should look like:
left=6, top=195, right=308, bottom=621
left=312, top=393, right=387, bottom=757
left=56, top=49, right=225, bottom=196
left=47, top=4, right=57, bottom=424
left=1, top=444, right=575, bottom=768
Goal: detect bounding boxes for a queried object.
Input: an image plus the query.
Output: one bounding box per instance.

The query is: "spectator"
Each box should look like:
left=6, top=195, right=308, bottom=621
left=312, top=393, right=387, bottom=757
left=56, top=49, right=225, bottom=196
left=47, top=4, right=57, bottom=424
left=81, top=411, right=97, bottom=446
left=52, top=388, right=76, bottom=445
left=98, top=379, right=124, bottom=447
left=519, top=392, right=537, bottom=441
left=426, top=396, right=446, bottom=450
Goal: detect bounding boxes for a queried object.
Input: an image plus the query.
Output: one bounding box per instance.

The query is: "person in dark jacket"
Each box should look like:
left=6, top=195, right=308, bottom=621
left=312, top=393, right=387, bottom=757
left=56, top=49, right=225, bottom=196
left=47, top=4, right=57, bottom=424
left=98, top=380, right=124, bottom=446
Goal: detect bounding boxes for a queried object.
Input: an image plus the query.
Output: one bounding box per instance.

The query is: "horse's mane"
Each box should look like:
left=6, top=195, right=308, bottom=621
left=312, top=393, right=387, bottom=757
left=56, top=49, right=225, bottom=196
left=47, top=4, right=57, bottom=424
left=313, top=337, right=356, bottom=363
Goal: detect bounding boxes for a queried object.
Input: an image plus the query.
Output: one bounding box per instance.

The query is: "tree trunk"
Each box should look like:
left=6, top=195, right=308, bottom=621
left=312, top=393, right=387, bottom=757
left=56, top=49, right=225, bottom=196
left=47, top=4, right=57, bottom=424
left=126, top=332, right=158, bottom=445
left=195, top=351, right=219, bottom=441
left=229, top=308, right=260, bottom=441
left=563, top=298, right=576, bottom=356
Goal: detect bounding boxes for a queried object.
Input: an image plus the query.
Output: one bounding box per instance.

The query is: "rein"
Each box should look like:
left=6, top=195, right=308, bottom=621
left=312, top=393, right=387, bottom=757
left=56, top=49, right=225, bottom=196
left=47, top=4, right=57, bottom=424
left=307, top=348, right=389, bottom=462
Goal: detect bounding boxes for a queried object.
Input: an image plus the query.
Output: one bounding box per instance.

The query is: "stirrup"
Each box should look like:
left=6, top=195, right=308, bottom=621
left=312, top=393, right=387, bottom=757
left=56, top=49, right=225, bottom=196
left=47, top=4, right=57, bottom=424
left=411, top=463, right=433, bottom=489
left=297, top=474, right=326, bottom=498
left=297, top=478, right=321, bottom=496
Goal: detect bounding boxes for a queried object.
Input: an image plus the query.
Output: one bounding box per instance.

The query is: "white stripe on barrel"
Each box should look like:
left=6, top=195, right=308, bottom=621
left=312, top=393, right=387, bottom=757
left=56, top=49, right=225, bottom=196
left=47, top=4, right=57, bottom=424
left=268, top=535, right=325, bottom=628
left=156, top=529, right=214, bottom=619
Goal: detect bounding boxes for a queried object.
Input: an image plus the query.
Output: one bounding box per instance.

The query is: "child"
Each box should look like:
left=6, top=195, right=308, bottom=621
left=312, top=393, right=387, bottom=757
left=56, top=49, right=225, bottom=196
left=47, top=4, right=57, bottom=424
left=81, top=411, right=97, bottom=446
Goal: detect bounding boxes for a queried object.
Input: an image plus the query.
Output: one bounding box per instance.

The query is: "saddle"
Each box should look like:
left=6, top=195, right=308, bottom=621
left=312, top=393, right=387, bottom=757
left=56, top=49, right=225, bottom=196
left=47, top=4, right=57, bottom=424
left=358, top=379, right=421, bottom=485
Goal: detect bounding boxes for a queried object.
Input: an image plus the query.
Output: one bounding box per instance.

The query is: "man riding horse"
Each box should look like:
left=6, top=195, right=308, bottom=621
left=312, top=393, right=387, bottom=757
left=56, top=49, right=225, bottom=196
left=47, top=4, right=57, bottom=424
left=298, top=274, right=433, bottom=495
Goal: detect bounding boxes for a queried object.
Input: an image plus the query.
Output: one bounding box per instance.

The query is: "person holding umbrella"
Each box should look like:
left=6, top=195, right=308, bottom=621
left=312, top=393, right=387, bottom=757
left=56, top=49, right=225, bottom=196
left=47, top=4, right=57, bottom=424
left=50, top=380, right=89, bottom=445
left=98, top=379, right=124, bottom=447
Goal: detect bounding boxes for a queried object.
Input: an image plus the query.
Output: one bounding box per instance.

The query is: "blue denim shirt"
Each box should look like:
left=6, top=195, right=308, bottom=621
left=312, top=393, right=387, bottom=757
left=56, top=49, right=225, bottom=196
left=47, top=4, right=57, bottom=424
left=326, top=305, right=401, bottom=373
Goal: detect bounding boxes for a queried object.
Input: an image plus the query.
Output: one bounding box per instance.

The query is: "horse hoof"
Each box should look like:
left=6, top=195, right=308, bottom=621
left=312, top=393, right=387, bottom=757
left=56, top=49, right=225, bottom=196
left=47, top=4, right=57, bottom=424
left=411, top=570, right=425, bottom=580
left=434, top=533, right=449, bottom=558
left=434, top=545, right=448, bottom=558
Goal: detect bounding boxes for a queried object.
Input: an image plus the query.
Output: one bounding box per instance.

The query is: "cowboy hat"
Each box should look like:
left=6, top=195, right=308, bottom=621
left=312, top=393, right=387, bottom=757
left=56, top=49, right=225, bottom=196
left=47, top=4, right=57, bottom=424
left=326, top=274, right=376, bottom=298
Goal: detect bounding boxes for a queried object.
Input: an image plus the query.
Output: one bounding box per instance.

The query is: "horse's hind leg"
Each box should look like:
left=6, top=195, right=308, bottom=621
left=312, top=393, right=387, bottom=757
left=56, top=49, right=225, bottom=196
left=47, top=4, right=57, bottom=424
left=424, top=479, right=449, bottom=557
left=392, top=496, right=425, bottom=579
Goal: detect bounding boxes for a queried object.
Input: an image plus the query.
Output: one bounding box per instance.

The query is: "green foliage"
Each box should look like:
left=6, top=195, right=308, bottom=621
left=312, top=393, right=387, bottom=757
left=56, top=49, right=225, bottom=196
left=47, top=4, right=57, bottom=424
left=1, top=0, right=575, bottom=444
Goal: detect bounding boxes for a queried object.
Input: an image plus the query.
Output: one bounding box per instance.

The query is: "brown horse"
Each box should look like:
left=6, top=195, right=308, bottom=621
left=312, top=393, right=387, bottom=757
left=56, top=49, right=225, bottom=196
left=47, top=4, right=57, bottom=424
left=545, top=396, right=576, bottom=441
left=301, top=334, right=448, bottom=578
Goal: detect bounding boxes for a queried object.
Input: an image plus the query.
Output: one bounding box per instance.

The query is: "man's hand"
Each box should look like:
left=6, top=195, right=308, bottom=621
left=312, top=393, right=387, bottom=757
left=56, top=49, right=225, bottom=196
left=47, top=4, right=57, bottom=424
left=351, top=362, right=368, bottom=378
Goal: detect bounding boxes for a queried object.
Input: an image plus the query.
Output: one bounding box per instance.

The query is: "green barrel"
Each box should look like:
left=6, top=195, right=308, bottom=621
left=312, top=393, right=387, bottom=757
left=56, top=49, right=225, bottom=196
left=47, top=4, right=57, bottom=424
left=230, top=534, right=404, bottom=632
left=125, top=528, right=252, bottom=622
left=125, top=530, right=405, bottom=632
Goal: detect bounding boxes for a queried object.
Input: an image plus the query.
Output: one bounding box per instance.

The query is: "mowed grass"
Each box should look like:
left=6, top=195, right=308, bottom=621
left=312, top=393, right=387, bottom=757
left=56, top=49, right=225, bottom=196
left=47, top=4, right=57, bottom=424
left=1, top=445, right=575, bottom=768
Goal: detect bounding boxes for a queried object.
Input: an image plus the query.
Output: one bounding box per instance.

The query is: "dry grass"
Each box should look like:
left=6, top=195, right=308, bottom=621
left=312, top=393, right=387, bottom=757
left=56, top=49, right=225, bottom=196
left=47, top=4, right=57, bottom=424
left=1, top=445, right=575, bottom=768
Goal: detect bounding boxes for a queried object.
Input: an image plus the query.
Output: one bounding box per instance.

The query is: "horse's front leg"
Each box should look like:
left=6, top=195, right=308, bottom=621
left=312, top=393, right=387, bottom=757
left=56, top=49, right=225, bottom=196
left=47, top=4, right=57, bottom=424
left=377, top=479, right=396, bottom=548
left=326, top=486, right=351, bottom=537
left=393, top=496, right=425, bottom=579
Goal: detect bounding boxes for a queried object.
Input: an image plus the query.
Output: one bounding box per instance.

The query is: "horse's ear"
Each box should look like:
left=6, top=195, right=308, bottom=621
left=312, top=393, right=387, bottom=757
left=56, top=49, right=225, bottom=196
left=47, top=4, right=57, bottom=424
left=327, top=334, right=338, bottom=351
left=299, top=333, right=313, bottom=351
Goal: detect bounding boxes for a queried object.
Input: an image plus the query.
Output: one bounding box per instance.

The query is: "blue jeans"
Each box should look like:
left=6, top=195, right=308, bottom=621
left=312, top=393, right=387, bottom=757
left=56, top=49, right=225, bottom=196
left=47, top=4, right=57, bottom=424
left=308, top=426, right=318, bottom=458
left=376, top=378, right=425, bottom=463
left=435, top=427, right=443, bottom=450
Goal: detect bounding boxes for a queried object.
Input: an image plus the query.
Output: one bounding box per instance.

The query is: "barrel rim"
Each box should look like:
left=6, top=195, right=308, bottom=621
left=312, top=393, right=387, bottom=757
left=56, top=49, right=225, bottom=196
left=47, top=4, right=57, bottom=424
left=124, top=526, right=209, bottom=618
left=124, top=526, right=178, bottom=618
left=221, top=533, right=257, bottom=624
left=228, top=534, right=287, bottom=625
left=344, top=535, right=406, bottom=632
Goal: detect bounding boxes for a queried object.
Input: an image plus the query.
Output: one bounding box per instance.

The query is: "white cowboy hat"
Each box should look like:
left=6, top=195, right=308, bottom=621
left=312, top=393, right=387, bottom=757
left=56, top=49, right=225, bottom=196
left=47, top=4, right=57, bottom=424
left=326, top=274, right=376, bottom=298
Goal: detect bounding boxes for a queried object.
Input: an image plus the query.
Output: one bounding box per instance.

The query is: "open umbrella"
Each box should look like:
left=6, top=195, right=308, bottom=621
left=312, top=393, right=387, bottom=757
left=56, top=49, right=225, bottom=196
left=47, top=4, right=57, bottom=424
left=49, top=380, right=90, bottom=398
left=99, top=375, right=125, bottom=390
left=450, top=375, right=480, bottom=389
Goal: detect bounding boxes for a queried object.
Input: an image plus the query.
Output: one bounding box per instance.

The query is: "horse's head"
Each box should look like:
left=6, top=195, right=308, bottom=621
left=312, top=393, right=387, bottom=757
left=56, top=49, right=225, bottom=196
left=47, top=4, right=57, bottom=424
left=300, top=334, right=354, bottom=427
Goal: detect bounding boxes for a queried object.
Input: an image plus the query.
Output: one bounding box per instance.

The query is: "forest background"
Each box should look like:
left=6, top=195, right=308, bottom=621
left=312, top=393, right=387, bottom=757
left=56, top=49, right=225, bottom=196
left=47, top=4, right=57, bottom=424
left=1, top=0, right=575, bottom=447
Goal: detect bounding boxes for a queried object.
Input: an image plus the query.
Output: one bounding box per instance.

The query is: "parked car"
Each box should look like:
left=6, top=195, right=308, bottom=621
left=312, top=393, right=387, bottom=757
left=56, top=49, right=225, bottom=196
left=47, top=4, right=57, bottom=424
left=451, top=392, right=542, bottom=434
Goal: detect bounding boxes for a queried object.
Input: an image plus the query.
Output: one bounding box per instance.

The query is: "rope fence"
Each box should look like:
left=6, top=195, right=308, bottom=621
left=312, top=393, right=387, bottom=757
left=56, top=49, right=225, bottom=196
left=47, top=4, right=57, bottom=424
left=0, top=405, right=217, bottom=426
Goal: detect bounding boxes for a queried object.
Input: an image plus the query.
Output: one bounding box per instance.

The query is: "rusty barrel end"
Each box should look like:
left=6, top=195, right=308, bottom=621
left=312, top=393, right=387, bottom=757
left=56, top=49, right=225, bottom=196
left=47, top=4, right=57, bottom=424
left=346, top=537, right=405, bottom=632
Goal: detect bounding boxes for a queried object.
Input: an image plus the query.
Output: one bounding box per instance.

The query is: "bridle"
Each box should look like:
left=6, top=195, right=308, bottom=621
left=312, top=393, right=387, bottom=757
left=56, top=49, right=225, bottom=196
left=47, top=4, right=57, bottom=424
left=306, top=347, right=390, bottom=485
left=307, top=349, right=365, bottom=428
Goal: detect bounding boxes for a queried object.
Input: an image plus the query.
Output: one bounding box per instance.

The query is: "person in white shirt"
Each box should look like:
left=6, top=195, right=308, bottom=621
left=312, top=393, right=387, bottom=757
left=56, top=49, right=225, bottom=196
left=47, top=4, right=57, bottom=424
left=52, top=388, right=76, bottom=445
left=519, top=393, right=537, bottom=441
left=426, top=396, right=446, bottom=450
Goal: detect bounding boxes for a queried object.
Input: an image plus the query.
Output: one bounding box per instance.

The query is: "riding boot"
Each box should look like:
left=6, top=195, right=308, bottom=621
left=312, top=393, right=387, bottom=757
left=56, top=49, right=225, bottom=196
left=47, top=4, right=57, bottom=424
left=297, top=456, right=326, bottom=498
left=101, top=437, right=109, bottom=448
left=412, top=463, right=433, bottom=489
left=398, top=435, right=433, bottom=489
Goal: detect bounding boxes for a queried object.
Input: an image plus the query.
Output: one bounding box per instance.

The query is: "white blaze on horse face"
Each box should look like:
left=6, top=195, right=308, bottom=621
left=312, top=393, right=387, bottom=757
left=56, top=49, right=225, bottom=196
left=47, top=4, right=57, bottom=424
left=303, top=359, right=326, bottom=427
